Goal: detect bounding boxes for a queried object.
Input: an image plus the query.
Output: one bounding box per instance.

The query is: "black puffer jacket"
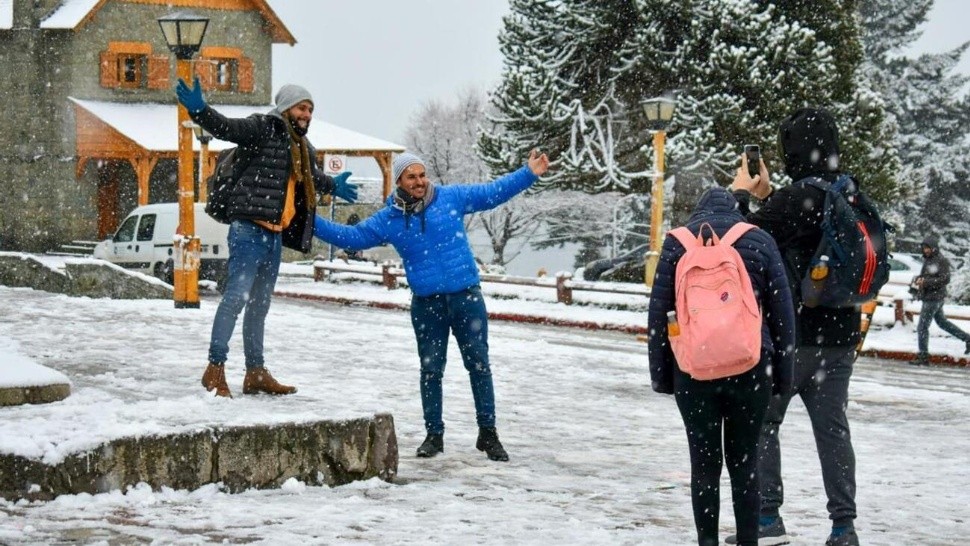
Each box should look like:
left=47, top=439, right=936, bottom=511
left=734, top=172, right=862, bottom=347
left=191, top=106, right=335, bottom=253
left=648, top=188, right=796, bottom=396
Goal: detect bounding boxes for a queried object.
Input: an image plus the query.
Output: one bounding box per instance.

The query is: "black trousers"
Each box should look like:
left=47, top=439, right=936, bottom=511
left=674, top=365, right=771, bottom=546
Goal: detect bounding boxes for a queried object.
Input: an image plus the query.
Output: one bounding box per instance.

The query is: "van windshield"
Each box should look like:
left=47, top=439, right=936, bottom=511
left=113, top=215, right=138, bottom=243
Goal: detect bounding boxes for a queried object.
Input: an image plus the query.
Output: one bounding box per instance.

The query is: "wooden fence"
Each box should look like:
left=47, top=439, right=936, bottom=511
left=312, top=259, right=648, bottom=304
left=311, top=260, right=970, bottom=324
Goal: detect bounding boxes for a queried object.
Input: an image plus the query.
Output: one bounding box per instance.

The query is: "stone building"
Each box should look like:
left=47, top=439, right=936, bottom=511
left=0, top=0, right=402, bottom=252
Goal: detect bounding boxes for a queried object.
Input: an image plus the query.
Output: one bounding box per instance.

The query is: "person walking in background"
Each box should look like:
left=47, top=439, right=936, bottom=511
left=648, top=187, right=795, bottom=546
left=337, top=213, right=366, bottom=261
left=909, top=234, right=970, bottom=365
left=729, top=107, right=865, bottom=546
left=175, top=77, right=358, bottom=398
left=313, top=150, right=549, bottom=462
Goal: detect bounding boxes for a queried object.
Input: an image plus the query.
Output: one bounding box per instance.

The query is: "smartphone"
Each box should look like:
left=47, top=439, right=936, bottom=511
left=743, top=144, right=760, bottom=178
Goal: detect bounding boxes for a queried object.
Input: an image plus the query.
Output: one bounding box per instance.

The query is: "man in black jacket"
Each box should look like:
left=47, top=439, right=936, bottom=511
left=176, top=78, right=357, bottom=398
left=909, top=235, right=970, bottom=365
left=727, top=108, right=861, bottom=546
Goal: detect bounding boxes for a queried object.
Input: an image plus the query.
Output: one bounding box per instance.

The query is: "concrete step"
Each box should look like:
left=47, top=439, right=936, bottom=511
left=0, top=413, right=398, bottom=501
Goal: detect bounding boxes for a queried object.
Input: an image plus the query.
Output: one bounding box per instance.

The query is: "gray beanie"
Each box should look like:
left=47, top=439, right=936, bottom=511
left=392, top=152, right=426, bottom=183
left=922, top=234, right=940, bottom=249
left=273, top=84, right=314, bottom=115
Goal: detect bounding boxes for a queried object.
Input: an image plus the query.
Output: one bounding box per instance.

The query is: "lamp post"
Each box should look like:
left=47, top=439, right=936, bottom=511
left=640, top=96, right=676, bottom=287
left=190, top=123, right=213, bottom=201
left=158, top=11, right=209, bottom=308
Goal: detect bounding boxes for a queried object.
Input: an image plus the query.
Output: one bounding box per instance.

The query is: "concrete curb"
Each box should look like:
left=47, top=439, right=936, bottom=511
left=0, top=384, right=71, bottom=407
left=274, top=291, right=649, bottom=335
left=0, top=413, right=398, bottom=502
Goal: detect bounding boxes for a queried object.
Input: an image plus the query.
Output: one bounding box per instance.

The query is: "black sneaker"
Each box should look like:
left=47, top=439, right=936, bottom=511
left=825, top=527, right=859, bottom=546
left=476, top=427, right=509, bottom=462
left=908, top=354, right=930, bottom=366
left=725, top=516, right=789, bottom=545
left=415, top=433, right=443, bottom=458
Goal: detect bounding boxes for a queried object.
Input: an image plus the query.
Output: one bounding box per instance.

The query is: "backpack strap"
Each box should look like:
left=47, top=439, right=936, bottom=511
left=669, top=227, right=698, bottom=250
left=719, top=222, right=756, bottom=247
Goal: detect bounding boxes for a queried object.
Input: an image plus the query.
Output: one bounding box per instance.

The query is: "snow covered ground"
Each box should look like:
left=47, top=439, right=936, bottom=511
left=1, top=276, right=969, bottom=545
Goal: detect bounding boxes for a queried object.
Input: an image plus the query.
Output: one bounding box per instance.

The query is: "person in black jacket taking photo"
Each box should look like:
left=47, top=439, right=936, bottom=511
left=729, top=107, right=864, bottom=546
left=648, top=187, right=795, bottom=546
left=175, top=77, right=358, bottom=398
left=909, top=234, right=970, bottom=365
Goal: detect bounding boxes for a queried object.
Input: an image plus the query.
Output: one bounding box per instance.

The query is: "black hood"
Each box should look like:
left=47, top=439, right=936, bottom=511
left=688, top=187, right=744, bottom=223
left=922, top=234, right=940, bottom=251
left=779, top=107, right=840, bottom=181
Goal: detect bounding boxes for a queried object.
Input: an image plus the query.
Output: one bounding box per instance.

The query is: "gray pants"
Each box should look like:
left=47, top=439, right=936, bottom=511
left=759, top=345, right=857, bottom=527
left=917, top=299, right=970, bottom=356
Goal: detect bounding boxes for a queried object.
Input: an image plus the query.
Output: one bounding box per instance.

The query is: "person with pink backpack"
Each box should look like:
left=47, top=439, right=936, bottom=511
left=648, top=187, right=796, bottom=546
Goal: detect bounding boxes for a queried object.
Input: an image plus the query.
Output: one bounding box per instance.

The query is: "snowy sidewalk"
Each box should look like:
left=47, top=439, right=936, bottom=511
left=1, top=285, right=968, bottom=544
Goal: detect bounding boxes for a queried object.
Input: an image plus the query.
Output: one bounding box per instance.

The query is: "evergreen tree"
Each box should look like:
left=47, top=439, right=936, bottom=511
left=767, top=0, right=901, bottom=202
left=860, top=0, right=970, bottom=257
left=482, top=0, right=898, bottom=204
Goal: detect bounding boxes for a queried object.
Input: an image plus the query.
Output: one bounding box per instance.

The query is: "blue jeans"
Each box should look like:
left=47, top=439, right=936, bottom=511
left=759, top=345, right=857, bottom=527
left=410, top=286, right=495, bottom=434
left=208, top=220, right=282, bottom=369
left=917, top=299, right=970, bottom=356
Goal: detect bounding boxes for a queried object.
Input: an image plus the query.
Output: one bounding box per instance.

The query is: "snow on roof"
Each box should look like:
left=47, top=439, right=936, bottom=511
left=39, top=0, right=101, bottom=29
left=0, top=0, right=13, bottom=29
left=69, top=97, right=405, bottom=154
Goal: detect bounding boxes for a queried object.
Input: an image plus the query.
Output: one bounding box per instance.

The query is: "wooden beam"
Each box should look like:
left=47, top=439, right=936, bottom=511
left=375, top=152, right=392, bottom=201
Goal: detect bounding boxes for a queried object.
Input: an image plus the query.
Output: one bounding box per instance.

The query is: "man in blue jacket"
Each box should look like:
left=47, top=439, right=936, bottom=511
left=314, top=150, right=550, bottom=461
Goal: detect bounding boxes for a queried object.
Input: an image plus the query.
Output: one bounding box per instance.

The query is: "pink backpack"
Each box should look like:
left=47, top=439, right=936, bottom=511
left=667, top=222, right=762, bottom=380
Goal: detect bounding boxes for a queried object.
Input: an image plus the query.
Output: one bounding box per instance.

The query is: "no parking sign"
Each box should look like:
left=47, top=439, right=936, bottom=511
left=324, top=155, right=346, bottom=174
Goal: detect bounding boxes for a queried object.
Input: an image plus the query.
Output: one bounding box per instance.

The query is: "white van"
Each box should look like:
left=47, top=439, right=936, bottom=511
left=93, top=203, right=229, bottom=286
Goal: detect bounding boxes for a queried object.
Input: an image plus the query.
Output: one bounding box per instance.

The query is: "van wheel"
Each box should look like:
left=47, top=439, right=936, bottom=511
left=155, top=260, right=175, bottom=285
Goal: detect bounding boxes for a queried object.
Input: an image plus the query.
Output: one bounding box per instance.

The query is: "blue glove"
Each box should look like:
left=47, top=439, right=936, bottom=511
left=331, top=171, right=358, bottom=203
left=175, top=76, right=206, bottom=114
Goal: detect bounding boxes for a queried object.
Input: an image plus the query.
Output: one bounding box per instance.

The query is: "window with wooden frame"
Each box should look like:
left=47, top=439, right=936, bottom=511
left=196, top=46, right=254, bottom=93
left=100, top=42, right=169, bottom=90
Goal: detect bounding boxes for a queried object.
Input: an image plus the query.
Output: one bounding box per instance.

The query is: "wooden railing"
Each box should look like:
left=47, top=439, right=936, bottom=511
left=312, top=259, right=650, bottom=304
left=311, top=260, right=970, bottom=324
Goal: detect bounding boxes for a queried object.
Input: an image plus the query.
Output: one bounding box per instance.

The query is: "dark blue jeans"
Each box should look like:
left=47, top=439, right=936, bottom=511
left=759, top=345, right=856, bottom=528
left=410, top=286, right=495, bottom=434
left=208, top=220, right=282, bottom=369
left=917, top=299, right=970, bottom=356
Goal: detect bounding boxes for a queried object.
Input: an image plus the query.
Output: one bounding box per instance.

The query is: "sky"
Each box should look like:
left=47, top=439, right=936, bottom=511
left=268, top=0, right=510, bottom=147
left=2, top=258, right=970, bottom=543
left=267, top=0, right=970, bottom=148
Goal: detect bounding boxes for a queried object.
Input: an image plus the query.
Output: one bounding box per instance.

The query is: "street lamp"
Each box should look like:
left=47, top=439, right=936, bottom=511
left=640, top=96, right=676, bottom=287
left=158, top=11, right=209, bottom=309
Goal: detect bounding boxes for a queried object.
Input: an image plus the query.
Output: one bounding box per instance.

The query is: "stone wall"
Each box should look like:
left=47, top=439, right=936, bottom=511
left=0, top=414, right=398, bottom=501
left=0, top=254, right=172, bottom=299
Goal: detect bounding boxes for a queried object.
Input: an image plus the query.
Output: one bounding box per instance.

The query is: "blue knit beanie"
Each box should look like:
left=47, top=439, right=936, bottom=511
left=392, top=152, right=426, bottom=184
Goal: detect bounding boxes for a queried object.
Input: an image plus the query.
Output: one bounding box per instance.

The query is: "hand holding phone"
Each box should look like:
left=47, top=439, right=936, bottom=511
left=743, top=144, right=760, bottom=178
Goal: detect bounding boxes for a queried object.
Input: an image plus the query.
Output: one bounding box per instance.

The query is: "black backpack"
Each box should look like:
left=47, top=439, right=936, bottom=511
left=204, top=147, right=251, bottom=224
left=797, top=175, right=891, bottom=308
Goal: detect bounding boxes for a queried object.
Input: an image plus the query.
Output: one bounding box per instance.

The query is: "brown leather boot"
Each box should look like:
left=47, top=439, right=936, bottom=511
left=201, top=363, right=232, bottom=398
left=243, top=367, right=297, bottom=395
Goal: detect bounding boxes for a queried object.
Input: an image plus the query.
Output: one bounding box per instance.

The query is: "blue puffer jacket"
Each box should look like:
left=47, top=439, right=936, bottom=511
left=314, top=166, right=537, bottom=296
left=647, top=187, right=796, bottom=395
